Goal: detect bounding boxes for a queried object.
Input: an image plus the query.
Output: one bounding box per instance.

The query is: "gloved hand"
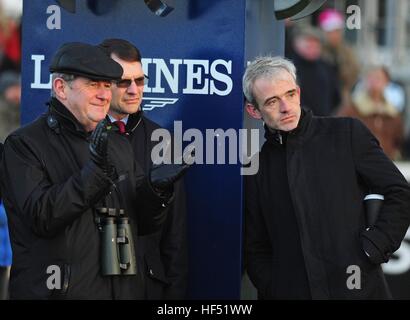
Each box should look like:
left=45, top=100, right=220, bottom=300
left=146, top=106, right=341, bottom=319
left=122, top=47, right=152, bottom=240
left=150, top=147, right=195, bottom=194
left=89, top=119, right=117, bottom=181
left=150, top=163, right=189, bottom=194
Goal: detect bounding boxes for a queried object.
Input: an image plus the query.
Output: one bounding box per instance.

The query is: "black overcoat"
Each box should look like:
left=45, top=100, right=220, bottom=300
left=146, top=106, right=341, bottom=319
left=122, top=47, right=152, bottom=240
left=245, top=110, right=410, bottom=299
left=0, top=98, right=169, bottom=299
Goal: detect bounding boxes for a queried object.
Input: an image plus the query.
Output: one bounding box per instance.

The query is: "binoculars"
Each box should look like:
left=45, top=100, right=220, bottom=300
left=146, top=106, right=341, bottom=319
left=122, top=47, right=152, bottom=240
left=95, top=208, right=137, bottom=276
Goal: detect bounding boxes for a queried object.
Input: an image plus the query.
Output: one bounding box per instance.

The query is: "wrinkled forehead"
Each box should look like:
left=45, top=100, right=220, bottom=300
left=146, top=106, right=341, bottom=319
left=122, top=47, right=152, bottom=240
left=253, top=75, right=298, bottom=100
left=266, top=68, right=295, bottom=83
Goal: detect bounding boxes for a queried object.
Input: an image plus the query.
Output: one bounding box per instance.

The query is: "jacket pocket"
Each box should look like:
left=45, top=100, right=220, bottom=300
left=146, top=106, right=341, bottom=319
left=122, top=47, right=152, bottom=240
left=49, top=263, right=71, bottom=300
left=144, top=254, right=169, bottom=299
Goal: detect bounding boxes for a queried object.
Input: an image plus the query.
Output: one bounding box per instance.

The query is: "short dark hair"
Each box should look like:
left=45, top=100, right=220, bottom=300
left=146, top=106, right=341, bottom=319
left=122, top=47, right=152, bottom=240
left=99, top=38, right=142, bottom=63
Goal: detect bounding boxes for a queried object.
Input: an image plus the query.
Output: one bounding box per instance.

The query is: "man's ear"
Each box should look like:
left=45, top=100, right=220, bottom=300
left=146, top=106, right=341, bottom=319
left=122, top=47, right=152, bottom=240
left=245, top=102, right=262, bottom=120
left=53, top=78, right=68, bottom=100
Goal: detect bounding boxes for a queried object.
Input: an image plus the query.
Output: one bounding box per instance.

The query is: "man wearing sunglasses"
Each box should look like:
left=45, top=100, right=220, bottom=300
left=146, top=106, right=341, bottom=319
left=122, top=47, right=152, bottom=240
left=99, top=38, right=188, bottom=300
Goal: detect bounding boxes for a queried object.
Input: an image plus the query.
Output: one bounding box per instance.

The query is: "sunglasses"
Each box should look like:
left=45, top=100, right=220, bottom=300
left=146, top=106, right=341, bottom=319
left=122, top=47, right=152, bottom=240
left=115, top=75, right=149, bottom=88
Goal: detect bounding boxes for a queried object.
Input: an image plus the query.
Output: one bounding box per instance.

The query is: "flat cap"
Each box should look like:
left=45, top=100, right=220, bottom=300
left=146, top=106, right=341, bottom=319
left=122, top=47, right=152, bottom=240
left=49, top=42, right=123, bottom=81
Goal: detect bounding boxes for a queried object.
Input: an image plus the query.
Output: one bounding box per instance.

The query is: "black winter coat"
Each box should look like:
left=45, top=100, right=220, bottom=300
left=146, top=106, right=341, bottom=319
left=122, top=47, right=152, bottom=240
left=121, top=112, right=188, bottom=299
left=245, top=110, right=410, bottom=299
left=0, top=98, right=170, bottom=299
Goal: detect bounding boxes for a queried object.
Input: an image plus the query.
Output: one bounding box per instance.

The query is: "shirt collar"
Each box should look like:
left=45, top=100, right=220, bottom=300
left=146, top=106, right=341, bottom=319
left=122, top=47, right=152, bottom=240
left=108, top=114, right=129, bottom=125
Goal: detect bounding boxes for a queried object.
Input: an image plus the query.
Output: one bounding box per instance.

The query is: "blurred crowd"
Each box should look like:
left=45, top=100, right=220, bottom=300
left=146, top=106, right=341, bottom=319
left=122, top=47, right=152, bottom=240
left=0, top=3, right=20, bottom=300
left=285, top=7, right=408, bottom=162
left=0, top=4, right=20, bottom=144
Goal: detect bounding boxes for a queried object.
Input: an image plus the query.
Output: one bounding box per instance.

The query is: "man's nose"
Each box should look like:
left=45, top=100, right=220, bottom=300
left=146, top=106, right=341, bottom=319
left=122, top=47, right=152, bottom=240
left=97, top=87, right=111, bottom=100
left=127, top=81, right=141, bottom=94
left=279, top=99, right=290, bottom=112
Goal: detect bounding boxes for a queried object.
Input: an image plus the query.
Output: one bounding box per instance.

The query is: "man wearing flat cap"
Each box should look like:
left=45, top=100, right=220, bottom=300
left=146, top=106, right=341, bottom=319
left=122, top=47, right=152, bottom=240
left=0, top=42, right=188, bottom=299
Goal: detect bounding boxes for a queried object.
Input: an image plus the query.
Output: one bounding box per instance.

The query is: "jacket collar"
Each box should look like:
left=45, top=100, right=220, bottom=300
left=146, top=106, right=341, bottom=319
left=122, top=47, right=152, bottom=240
left=125, top=110, right=142, bottom=133
left=105, top=110, right=143, bottom=135
left=47, top=97, right=89, bottom=136
left=264, top=108, right=313, bottom=147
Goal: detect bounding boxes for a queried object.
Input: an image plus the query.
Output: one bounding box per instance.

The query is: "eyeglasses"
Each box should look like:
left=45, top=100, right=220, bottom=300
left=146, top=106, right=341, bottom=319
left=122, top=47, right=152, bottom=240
left=115, top=75, right=149, bottom=88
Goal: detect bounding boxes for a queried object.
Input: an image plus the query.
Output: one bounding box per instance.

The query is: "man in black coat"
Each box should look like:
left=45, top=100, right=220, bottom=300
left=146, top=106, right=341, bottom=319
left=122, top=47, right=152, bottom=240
left=243, top=56, right=410, bottom=299
left=0, top=42, right=185, bottom=299
left=99, top=38, right=188, bottom=299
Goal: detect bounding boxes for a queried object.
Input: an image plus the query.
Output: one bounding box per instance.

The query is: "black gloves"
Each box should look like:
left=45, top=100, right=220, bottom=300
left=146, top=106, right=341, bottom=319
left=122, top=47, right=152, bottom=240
left=89, top=119, right=117, bottom=181
left=149, top=147, right=194, bottom=195
left=90, top=119, right=193, bottom=197
left=150, top=162, right=190, bottom=194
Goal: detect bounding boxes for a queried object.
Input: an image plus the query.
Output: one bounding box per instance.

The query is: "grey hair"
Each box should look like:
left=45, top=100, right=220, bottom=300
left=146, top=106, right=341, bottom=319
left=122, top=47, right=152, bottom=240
left=50, top=73, right=76, bottom=97
left=242, top=56, right=297, bottom=107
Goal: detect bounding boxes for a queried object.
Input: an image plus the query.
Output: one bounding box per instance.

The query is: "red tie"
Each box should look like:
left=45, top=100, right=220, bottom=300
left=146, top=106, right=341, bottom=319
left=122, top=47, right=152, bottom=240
left=114, top=121, right=126, bottom=134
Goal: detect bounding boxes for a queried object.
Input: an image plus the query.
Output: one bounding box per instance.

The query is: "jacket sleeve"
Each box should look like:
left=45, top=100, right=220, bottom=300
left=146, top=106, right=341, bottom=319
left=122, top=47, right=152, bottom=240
left=244, top=172, right=273, bottom=299
left=160, top=179, right=188, bottom=299
left=351, top=118, right=410, bottom=264
left=1, top=134, right=113, bottom=237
